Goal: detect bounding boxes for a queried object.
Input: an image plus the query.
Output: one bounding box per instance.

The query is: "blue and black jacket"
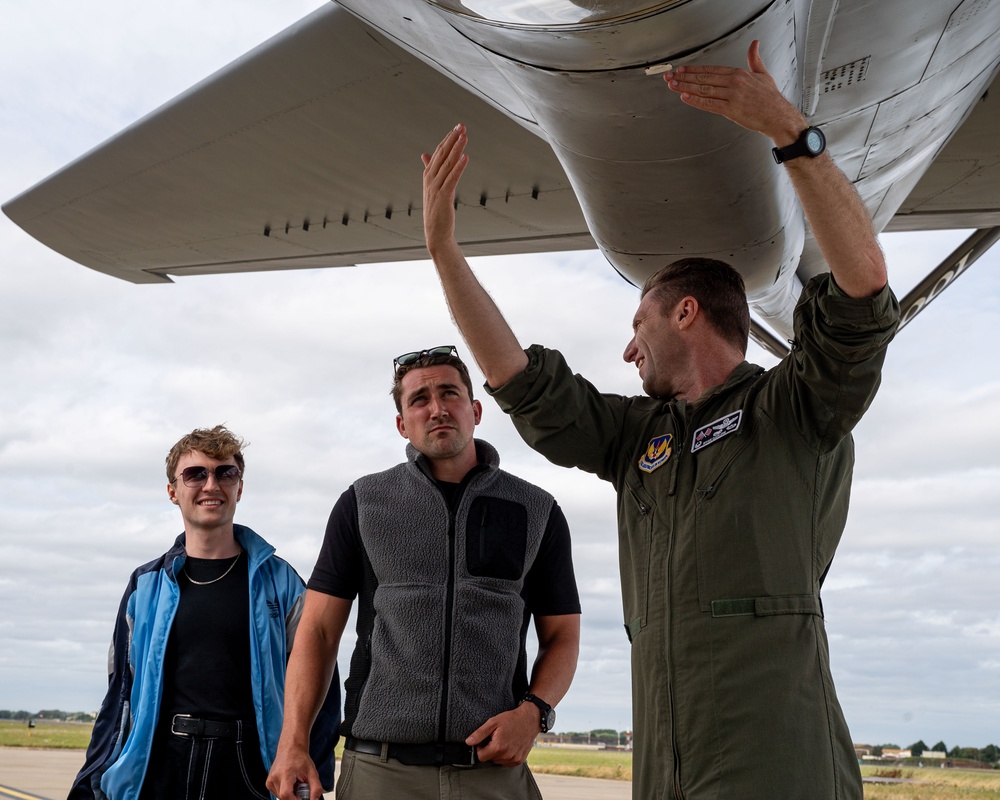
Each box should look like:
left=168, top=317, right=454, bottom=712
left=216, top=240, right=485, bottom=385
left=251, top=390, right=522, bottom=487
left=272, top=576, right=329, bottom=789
left=69, top=525, right=340, bottom=800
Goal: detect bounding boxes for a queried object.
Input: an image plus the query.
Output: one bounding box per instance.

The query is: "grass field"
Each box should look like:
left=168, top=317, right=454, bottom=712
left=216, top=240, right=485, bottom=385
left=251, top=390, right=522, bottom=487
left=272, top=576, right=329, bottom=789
left=0, top=719, right=93, bottom=749
left=860, top=766, right=1000, bottom=799
left=527, top=749, right=1000, bottom=797
left=4, top=720, right=999, bottom=798
left=528, top=746, right=632, bottom=780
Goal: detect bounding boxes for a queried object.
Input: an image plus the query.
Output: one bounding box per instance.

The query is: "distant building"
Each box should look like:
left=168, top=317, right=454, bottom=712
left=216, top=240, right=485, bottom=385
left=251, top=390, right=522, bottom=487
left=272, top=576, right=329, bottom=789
left=535, top=730, right=633, bottom=751
left=882, top=749, right=912, bottom=760
left=922, top=750, right=946, bottom=759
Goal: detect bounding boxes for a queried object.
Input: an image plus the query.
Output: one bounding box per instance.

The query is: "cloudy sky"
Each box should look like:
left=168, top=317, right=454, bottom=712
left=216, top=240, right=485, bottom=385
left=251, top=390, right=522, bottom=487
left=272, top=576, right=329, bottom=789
left=2, top=0, right=998, bottom=752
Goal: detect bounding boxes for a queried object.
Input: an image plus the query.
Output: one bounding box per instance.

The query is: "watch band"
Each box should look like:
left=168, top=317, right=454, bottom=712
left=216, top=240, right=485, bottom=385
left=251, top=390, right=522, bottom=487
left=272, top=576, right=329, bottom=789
left=771, top=125, right=826, bottom=164
left=522, top=692, right=555, bottom=733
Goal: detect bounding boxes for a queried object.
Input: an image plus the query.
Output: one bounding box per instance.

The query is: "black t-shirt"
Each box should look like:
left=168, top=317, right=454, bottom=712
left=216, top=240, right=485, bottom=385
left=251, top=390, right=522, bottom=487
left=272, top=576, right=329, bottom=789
left=159, top=551, right=257, bottom=722
left=308, top=482, right=580, bottom=617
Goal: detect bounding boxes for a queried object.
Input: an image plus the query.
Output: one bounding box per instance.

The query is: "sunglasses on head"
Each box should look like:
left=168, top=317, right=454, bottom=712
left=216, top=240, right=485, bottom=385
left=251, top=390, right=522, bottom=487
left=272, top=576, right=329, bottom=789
left=393, top=345, right=458, bottom=374
left=174, top=464, right=242, bottom=488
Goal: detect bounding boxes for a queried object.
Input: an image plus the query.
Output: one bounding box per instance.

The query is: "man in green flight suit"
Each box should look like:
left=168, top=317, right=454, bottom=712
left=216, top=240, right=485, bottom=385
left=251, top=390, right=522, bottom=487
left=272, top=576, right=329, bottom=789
left=419, top=41, right=900, bottom=800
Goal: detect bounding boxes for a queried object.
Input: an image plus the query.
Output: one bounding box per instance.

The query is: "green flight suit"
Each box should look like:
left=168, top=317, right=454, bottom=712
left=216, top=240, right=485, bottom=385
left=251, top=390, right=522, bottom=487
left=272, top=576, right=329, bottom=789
left=490, top=274, right=899, bottom=799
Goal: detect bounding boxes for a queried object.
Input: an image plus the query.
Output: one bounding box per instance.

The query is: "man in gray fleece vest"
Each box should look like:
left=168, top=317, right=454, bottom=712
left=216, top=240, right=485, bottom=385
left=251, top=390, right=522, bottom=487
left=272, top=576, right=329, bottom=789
left=268, top=347, right=581, bottom=800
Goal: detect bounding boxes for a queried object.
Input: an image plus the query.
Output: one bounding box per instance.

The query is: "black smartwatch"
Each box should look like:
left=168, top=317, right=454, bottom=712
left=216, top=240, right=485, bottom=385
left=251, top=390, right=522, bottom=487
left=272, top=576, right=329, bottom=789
left=772, top=126, right=826, bottom=163
left=522, top=693, right=556, bottom=733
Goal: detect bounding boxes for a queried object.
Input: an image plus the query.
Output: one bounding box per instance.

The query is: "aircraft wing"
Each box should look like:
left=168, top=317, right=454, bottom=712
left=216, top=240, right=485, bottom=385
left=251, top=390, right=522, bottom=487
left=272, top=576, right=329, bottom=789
left=886, top=71, right=1000, bottom=233
left=2, top=5, right=592, bottom=284
left=6, top=0, right=1000, bottom=353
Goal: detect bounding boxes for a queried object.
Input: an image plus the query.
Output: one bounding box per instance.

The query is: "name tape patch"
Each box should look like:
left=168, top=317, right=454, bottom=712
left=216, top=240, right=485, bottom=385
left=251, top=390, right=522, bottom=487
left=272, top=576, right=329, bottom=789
left=691, top=410, right=743, bottom=454
left=638, top=434, right=673, bottom=473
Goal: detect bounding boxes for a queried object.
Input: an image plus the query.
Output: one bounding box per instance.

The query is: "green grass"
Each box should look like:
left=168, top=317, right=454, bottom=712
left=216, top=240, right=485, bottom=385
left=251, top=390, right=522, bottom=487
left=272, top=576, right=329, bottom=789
left=4, top=722, right=999, bottom=798
left=0, top=720, right=343, bottom=754
left=860, top=765, right=1000, bottom=799
left=0, top=720, right=93, bottom=749
left=527, top=746, right=632, bottom=781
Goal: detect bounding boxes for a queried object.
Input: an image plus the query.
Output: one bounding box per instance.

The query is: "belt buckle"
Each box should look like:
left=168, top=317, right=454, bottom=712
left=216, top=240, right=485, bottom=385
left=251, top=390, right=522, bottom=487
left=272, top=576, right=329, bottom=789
left=171, top=714, right=194, bottom=737
left=453, top=745, right=478, bottom=768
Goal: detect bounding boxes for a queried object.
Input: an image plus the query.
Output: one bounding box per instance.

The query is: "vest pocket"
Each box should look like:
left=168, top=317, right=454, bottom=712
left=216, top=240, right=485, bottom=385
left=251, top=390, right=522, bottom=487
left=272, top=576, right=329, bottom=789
left=465, top=496, right=528, bottom=580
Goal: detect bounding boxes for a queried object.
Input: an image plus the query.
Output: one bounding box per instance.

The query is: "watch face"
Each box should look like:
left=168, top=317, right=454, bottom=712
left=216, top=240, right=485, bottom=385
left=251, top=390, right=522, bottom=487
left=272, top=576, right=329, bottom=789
left=805, top=128, right=824, bottom=155
left=544, top=708, right=556, bottom=732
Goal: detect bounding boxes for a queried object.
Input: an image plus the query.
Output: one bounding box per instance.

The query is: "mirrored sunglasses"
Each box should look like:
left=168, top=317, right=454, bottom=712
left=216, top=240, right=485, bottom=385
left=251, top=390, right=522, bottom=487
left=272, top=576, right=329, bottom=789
left=175, top=464, right=242, bottom=488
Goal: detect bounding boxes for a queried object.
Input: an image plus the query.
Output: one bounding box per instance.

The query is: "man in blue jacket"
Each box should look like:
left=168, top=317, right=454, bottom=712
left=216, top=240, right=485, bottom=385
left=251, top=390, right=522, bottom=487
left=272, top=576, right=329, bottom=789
left=69, top=425, right=340, bottom=800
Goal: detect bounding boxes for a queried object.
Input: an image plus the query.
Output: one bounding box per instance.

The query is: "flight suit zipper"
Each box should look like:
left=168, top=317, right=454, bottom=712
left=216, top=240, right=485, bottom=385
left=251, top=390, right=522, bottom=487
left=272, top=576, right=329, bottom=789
left=666, top=403, right=687, bottom=800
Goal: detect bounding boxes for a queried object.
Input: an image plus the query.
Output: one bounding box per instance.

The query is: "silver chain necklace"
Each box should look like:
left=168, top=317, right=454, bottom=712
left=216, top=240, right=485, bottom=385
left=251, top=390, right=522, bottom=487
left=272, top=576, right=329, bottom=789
left=182, top=551, right=241, bottom=586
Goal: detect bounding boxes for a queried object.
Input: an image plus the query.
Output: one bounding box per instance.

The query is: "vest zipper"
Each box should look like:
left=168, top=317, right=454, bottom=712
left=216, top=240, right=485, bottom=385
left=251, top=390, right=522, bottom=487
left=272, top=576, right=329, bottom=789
left=479, top=505, right=488, bottom=564
left=438, top=499, right=459, bottom=742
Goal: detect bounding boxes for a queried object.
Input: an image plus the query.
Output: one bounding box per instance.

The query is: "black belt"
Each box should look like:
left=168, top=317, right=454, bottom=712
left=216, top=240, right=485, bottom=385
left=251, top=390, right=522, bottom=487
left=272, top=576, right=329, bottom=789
left=171, top=714, right=241, bottom=739
left=345, top=736, right=478, bottom=767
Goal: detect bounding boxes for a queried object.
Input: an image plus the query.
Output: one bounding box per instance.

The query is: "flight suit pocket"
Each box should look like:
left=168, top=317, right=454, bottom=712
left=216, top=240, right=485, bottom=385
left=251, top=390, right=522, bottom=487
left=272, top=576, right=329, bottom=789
left=694, top=412, right=812, bottom=610
left=465, top=496, right=528, bottom=580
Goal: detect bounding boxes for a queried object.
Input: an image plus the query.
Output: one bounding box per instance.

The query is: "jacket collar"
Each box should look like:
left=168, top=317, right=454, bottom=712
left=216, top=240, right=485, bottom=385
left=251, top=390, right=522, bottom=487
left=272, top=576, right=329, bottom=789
left=406, top=438, right=499, bottom=482
left=683, top=361, right=764, bottom=414
left=167, top=523, right=273, bottom=580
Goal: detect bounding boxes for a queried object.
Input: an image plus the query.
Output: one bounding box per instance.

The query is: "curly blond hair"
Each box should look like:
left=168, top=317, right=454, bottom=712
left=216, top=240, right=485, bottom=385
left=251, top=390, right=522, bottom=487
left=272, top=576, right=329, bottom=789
left=165, top=424, right=247, bottom=482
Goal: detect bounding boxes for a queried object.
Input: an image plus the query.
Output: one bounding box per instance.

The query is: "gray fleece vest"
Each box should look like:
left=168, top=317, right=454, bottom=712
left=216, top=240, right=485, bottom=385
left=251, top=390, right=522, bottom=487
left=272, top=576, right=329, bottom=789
left=349, top=440, right=554, bottom=743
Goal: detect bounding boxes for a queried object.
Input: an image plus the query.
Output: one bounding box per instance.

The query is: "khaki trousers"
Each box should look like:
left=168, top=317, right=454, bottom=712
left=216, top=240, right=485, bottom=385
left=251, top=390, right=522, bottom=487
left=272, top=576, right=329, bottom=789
left=335, top=748, right=544, bottom=800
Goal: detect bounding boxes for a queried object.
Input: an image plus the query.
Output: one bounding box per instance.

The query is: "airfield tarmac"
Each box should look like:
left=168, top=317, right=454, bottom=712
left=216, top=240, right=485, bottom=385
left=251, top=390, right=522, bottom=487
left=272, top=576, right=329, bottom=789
left=0, top=747, right=631, bottom=799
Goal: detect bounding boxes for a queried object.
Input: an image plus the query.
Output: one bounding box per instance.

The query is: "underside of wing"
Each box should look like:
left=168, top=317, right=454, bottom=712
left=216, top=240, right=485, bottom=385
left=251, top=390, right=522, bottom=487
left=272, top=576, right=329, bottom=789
left=2, top=5, right=591, bottom=284
left=8, top=0, right=1000, bottom=353
left=886, top=70, right=1000, bottom=232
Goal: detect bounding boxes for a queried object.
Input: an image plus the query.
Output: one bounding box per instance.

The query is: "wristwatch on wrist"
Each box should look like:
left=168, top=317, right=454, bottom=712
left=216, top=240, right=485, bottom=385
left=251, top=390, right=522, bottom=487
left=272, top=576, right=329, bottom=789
left=772, top=126, right=826, bottom=164
left=522, top=693, right=556, bottom=733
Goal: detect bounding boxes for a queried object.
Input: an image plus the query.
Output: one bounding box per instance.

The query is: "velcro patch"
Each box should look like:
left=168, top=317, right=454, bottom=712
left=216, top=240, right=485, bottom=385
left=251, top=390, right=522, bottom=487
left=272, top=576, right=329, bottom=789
left=691, top=410, right=742, bottom=453
left=638, top=434, right=673, bottom=473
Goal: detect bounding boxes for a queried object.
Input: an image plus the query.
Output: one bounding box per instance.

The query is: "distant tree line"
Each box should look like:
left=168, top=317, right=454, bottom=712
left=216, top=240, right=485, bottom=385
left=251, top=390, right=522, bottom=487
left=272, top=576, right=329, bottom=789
left=0, top=709, right=95, bottom=722
left=871, top=740, right=999, bottom=764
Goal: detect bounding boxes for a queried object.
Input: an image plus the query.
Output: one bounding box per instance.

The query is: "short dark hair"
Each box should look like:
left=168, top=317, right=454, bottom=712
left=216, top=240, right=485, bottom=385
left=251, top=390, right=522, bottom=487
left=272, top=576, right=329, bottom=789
left=391, top=353, right=476, bottom=412
left=641, top=258, right=750, bottom=354
left=165, top=425, right=247, bottom=482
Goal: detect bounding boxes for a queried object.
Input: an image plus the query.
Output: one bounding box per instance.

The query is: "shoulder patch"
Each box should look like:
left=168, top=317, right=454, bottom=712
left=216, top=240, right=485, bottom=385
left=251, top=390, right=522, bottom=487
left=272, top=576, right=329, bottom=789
left=691, top=410, right=742, bottom=454
left=638, top=434, right=673, bottom=473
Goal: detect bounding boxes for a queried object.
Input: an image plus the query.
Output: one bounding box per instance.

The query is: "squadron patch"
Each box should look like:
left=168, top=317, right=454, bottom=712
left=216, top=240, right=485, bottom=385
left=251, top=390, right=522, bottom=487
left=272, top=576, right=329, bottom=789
left=638, top=434, right=673, bottom=473
left=691, top=410, right=743, bottom=454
